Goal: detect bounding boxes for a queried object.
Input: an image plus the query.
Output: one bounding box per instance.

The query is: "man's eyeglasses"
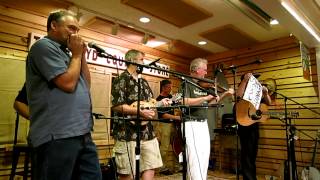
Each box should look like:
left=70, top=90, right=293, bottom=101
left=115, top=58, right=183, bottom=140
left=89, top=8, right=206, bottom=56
left=197, top=67, right=207, bottom=72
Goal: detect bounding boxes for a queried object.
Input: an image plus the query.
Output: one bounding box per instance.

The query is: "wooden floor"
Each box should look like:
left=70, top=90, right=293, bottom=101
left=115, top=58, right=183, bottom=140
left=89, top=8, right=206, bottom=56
left=155, top=170, right=272, bottom=180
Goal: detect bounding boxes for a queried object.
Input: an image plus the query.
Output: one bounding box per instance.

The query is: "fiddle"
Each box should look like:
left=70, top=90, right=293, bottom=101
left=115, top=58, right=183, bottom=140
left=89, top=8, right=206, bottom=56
left=197, top=81, right=228, bottom=93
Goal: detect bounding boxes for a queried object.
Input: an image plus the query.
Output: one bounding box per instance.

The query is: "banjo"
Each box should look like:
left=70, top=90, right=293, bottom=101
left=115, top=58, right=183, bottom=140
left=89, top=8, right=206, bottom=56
left=301, top=130, right=320, bottom=180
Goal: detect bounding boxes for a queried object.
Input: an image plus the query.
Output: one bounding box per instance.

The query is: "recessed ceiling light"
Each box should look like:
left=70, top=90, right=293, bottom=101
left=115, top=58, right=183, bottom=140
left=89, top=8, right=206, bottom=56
left=270, top=19, right=279, bottom=25
left=139, top=17, right=150, bottom=23
left=145, top=40, right=166, bottom=48
left=198, top=41, right=207, bottom=45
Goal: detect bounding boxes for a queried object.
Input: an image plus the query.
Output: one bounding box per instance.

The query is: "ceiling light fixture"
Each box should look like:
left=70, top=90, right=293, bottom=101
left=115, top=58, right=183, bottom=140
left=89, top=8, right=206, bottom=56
left=67, top=5, right=175, bottom=51
left=281, top=0, right=320, bottom=42
left=198, top=41, right=207, bottom=45
left=270, top=19, right=279, bottom=25
left=139, top=17, right=150, bottom=23
left=145, top=40, right=166, bottom=48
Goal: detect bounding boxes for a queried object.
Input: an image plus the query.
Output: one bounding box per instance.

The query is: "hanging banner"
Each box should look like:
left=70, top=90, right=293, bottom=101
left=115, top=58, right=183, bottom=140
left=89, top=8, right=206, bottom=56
left=300, top=41, right=311, bottom=81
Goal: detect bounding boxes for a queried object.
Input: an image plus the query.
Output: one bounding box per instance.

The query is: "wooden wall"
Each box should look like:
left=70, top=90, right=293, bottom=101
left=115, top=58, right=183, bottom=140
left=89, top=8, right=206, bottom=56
left=1, top=2, right=320, bottom=179
left=206, top=37, right=320, bottom=177
left=0, top=5, right=189, bottom=178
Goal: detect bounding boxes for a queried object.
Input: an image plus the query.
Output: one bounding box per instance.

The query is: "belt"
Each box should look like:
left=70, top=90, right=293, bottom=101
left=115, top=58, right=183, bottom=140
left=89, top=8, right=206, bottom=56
left=184, top=118, right=207, bottom=122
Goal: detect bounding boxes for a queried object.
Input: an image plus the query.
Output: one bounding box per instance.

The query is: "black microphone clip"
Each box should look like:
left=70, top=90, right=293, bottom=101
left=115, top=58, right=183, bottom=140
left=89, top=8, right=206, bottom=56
left=213, top=67, right=222, bottom=76
left=255, top=58, right=262, bottom=64
left=148, top=58, right=161, bottom=67
left=92, top=113, right=105, bottom=119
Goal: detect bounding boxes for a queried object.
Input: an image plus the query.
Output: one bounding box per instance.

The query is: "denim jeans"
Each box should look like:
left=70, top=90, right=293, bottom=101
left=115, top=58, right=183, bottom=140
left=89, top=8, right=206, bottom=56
left=32, top=133, right=102, bottom=180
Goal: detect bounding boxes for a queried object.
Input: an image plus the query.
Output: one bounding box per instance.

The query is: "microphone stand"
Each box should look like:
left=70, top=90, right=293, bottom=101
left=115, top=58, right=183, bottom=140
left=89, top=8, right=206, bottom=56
left=96, top=51, right=145, bottom=180
left=270, top=91, right=320, bottom=180
left=175, top=75, right=223, bottom=180
left=181, top=77, right=187, bottom=180
left=135, top=67, right=143, bottom=180
left=95, top=52, right=219, bottom=85
left=95, top=52, right=319, bottom=180
left=229, top=65, right=240, bottom=180
left=223, top=59, right=261, bottom=180
left=94, top=51, right=225, bottom=180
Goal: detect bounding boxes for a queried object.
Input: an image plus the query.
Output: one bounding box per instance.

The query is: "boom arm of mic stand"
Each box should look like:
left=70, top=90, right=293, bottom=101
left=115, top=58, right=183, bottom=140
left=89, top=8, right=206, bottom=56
left=95, top=54, right=219, bottom=86
left=97, top=52, right=114, bottom=58
left=223, top=59, right=262, bottom=71
left=272, top=90, right=320, bottom=116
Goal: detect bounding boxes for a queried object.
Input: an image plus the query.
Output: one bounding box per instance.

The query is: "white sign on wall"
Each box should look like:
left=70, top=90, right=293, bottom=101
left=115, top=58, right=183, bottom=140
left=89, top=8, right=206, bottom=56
left=85, top=48, right=170, bottom=78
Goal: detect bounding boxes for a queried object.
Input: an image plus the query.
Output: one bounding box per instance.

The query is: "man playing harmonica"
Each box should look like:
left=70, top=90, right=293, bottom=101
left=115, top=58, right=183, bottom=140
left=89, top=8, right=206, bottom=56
left=26, top=10, right=101, bottom=180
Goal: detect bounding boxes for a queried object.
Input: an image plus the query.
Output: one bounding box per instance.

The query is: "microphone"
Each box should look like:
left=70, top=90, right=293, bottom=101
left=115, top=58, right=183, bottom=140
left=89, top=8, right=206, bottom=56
left=88, top=42, right=105, bottom=53
left=147, top=58, right=161, bottom=66
left=213, top=67, right=222, bottom=76
left=88, top=42, right=113, bottom=58
left=255, top=58, right=262, bottom=64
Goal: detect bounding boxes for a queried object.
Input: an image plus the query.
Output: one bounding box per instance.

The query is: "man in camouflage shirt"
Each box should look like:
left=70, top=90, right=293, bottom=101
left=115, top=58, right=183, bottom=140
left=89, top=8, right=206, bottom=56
left=111, top=49, right=170, bottom=180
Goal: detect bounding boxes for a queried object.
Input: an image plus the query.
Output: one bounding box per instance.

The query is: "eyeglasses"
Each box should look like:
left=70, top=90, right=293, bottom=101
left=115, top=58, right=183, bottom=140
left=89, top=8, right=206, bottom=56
left=197, top=67, right=207, bottom=72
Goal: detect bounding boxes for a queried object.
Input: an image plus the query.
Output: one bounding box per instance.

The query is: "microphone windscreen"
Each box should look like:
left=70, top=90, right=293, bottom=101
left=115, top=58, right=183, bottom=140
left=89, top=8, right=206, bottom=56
left=88, top=42, right=95, bottom=48
left=256, top=59, right=263, bottom=64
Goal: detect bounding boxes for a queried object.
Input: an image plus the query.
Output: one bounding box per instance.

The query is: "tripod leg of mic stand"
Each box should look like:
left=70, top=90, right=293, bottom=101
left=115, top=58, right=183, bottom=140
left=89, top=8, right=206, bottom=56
left=236, top=124, right=239, bottom=180
left=182, top=118, right=187, bottom=180
left=288, top=135, right=298, bottom=180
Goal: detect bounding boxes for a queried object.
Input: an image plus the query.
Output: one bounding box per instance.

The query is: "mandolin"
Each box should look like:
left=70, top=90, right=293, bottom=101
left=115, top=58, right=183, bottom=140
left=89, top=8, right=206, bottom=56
left=129, top=93, right=182, bottom=125
left=236, top=99, right=299, bottom=126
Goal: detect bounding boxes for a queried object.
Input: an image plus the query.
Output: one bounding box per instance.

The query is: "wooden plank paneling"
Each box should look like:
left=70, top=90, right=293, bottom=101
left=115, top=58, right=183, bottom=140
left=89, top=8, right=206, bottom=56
left=0, top=5, right=190, bottom=179
left=208, top=35, right=320, bottom=176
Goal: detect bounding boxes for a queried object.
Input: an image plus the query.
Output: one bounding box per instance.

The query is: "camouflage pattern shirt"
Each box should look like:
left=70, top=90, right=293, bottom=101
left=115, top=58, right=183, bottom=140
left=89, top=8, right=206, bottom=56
left=111, top=70, right=155, bottom=141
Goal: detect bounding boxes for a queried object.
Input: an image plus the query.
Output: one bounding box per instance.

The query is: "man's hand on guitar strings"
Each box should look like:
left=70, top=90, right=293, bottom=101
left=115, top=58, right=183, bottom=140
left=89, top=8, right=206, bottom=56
left=140, top=109, right=156, bottom=119
left=160, top=98, right=172, bottom=106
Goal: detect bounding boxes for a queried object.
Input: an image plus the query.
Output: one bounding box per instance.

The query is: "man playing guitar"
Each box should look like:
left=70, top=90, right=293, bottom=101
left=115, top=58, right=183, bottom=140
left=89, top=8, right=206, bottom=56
left=236, top=73, right=272, bottom=180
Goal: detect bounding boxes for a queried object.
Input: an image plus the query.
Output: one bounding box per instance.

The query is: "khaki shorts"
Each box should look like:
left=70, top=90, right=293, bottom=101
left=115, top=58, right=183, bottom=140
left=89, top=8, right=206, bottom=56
left=113, top=138, right=163, bottom=175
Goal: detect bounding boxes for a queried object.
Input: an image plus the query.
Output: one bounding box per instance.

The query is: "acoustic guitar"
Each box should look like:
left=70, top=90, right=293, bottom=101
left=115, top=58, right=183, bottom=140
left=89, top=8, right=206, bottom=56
left=236, top=99, right=299, bottom=126
left=301, top=130, right=320, bottom=180
left=129, top=93, right=182, bottom=125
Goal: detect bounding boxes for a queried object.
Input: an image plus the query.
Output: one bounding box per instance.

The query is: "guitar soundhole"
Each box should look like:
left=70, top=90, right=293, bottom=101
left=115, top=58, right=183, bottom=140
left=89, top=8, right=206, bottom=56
left=256, top=110, right=262, bottom=116
left=251, top=110, right=262, bottom=120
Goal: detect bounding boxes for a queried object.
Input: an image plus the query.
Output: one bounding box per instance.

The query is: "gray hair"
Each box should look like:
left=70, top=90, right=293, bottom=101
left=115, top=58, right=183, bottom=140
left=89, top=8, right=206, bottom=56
left=47, top=10, right=77, bottom=32
left=125, top=49, right=144, bottom=65
left=190, top=58, right=208, bottom=72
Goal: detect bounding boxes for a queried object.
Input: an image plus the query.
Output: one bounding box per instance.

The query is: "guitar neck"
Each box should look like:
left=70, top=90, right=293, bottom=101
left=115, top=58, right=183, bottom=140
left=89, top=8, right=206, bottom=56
left=263, top=111, right=298, bottom=118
